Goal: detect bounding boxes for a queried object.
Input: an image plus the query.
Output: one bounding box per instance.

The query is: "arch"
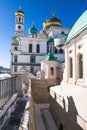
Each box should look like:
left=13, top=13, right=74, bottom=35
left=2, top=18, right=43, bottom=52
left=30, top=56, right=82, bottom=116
left=19, top=16, right=21, bottom=22
left=69, top=57, right=73, bottom=78
left=36, top=44, right=40, bottom=53
left=77, top=53, right=83, bottom=79
left=29, top=44, right=32, bottom=53
left=22, top=17, right=24, bottom=23
left=14, top=47, right=18, bottom=51
left=51, top=67, right=54, bottom=75
left=61, top=31, right=65, bottom=34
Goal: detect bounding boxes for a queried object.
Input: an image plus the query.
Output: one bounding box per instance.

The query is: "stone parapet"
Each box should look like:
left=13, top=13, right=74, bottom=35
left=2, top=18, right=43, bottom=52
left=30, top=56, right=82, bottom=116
left=30, top=78, right=59, bottom=104
left=49, top=84, right=87, bottom=130
left=0, top=94, right=18, bottom=129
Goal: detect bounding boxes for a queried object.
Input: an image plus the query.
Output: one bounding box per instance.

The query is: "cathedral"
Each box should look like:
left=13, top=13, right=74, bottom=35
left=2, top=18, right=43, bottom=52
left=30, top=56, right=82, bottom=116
left=10, top=8, right=69, bottom=74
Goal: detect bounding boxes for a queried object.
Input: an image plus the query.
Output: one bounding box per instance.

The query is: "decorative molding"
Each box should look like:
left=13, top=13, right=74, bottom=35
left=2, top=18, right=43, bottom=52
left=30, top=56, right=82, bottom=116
left=21, top=52, right=46, bottom=56
left=11, top=62, right=41, bottom=66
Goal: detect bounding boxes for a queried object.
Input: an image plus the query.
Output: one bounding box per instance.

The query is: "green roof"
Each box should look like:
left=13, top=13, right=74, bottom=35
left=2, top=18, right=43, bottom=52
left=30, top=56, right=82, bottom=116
left=65, top=10, right=87, bottom=44
left=28, top=24, right=38, bottom=35
left=55, top=33, right=67, bottom=38
left=47, top=37, right=54, bottom=44
left=43, top=50, right=58, bottom=61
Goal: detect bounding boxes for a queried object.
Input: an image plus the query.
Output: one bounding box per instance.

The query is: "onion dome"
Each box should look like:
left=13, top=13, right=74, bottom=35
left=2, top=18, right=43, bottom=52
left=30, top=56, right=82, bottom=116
left=28, top=24, right=38, bottom=35
left=65, top=10, right=87, bottom=44
left=15, top=8, right=24, bottom=17
left=43, top=16, right=62, bottom=29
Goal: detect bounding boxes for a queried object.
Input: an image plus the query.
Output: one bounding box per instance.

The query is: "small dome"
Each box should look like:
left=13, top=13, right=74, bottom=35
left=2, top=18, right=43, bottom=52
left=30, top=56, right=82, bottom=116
left=28, top=25, right=38, bottom=35
left=43, top=17, right=62, bottom=29
left=15, top=9, right=24, bottom=17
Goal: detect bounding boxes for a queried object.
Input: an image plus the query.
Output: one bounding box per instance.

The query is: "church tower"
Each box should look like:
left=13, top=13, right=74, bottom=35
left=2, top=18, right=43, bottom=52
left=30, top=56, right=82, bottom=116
left=15, top=7, right=25, bottom=36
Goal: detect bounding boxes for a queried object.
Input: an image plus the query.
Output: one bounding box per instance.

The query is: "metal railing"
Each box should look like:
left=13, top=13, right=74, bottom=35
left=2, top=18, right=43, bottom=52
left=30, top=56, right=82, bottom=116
left=0, top=76, right=16, bottom=109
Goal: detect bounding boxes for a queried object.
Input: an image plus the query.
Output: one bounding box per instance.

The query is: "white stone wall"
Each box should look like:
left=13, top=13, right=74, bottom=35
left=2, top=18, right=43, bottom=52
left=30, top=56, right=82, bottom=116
left=63, top=29, right=87, bottom=87
left=54, top=37, right=66, bottom=47
left=48, top=26, right=69, bottom=38
left=20, top=37, right=47, bottom=53
left=54, top=53, right=65, bottom=62
left=50, top=84, right=87, bottom=130
left=36, top=56, right=45, bottom=63
left=41, top=61, right=58, bottom=79
left=18, top=55, right=30, bottom=63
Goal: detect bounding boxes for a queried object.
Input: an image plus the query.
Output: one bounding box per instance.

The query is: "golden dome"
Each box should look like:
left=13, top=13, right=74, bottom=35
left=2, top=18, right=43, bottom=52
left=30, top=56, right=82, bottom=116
left=15, top=10, right=24, bottom=17
left=43, top=17, right=62, bottom=29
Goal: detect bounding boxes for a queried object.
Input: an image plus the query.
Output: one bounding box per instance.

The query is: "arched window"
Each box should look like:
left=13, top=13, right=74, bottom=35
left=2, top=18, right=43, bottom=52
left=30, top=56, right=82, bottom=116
left=36, top=44, right=40, bottom=53
left=29, top=44, right=32, bottom=53
left=61, top=31, right=65, bottom=34
left=78, top=54, right=83, bottom=79
left=19, top=17, right=21, bottom=22
left=14, top=47, right=18, bottom=51
left=14, top=56, right=17, bottom=62
left=51, top=67, right=54, bottom=75
left=69, top=57, right=73, bottom=78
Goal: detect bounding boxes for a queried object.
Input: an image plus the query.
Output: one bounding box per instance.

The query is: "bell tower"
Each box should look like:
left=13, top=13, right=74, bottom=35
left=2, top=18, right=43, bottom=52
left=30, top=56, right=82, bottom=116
left=15, top=7, right=25, bottom=36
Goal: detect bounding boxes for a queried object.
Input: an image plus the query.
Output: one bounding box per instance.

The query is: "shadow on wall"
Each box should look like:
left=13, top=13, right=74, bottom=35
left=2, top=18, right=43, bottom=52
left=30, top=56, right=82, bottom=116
left=63, top=96, right=83, bottom=130
left=67, top=96, right=78, bottom=122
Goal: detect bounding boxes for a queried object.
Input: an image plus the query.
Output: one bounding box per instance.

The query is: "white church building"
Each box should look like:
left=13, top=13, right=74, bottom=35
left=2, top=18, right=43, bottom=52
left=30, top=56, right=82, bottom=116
left=50, top=10, right=87, bottom=130
left=10, top=8, right=69, bottom=74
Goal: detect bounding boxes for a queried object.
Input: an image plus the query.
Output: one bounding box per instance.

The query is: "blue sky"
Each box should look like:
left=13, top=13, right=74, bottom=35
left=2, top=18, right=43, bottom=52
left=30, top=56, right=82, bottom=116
left=0, top=0, right=87, bottom=68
